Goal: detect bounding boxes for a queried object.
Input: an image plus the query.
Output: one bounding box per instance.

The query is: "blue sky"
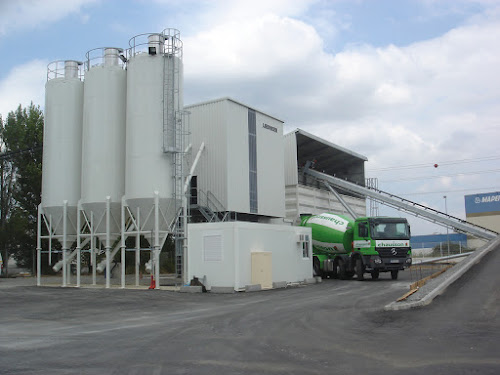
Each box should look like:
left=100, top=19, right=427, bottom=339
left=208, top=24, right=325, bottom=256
left=1, top=0, right=499, bottom=235
left=0, top=1, right=489, bottom=71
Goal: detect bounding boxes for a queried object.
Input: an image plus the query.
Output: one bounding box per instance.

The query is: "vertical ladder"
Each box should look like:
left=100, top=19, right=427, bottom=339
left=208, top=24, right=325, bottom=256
left=162, top=30, right=187, bottom=277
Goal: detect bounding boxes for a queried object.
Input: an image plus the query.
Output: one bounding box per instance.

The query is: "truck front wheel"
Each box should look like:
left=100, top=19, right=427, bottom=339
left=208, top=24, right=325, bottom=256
left=337, top=259, right=347, bottom=280
left=371, top=270, right=379, bottom=280
left=391, top=270, right=399, bottom=280
left=355, top=258, right=365, bottom=281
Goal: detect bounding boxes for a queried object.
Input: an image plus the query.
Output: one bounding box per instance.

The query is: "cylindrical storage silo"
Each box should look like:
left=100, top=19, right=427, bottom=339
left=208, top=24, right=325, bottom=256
left=81, top=47, right=127, bottom=242
left=125, top=31, right=184, bottom=231
left=41, top=60, right=84, bottom=247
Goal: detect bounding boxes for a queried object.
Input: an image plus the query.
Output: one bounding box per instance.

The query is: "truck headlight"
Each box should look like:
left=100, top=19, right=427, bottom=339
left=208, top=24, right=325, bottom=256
left=372, top=256, right=382, bottom=264
left=406, top=258, right=412, bottom=264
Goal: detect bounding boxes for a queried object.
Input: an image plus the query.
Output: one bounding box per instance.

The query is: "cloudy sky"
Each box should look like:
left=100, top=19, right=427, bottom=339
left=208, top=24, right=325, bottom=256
left=0, top=0, right=499, bottom=235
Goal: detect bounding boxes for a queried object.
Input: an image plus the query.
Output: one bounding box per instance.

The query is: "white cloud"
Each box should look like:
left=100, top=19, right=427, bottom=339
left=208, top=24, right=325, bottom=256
left=0, top=60, right=47, bottom=118
left=194, top=0, right=314, bottom=25
left=184, top=14, right=323, bottom=79
left=184, top=8, right=500, bottom=154
left=0, top=0, right=98, bottom=36
left=180, top=4, right=500, bottom=233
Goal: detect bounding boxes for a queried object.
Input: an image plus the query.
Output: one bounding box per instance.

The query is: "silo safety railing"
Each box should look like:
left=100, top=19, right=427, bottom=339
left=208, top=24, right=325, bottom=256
left=47, top=60, right=84, bottom=81
left=85, top=47, right=126, bottom=71
left=127, top=29, right=183, bottom=59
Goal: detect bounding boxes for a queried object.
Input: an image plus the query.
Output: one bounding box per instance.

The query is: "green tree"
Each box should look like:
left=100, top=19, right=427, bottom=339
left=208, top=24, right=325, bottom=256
left=0, top=114, right=17, bottom=275
left=1, top=103, right=43, bottom=269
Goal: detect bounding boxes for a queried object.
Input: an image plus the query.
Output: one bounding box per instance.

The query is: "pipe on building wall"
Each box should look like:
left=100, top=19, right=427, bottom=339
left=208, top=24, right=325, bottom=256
left=182, top=142, right=205, bottom=284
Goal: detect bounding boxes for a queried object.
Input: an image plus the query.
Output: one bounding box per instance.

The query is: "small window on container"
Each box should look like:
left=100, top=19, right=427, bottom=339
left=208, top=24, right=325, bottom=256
left=302, top=235, right=310, bottom=259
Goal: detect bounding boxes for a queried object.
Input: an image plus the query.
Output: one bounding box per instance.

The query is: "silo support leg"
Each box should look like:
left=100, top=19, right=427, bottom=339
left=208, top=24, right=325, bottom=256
left=154, top=192, right=160, bottom=289
left=76, top=247, right=81, bottom=287
left=135, top=245, right=140, bottom=286
left=62, top=249, right=67, bottom=287
left=121, top=246, right=125, bottom=289
left=62, top=200, right=68, bottom=287
left=135, top=207, right=141, bottom=287
left=91, top=211, right=97, bottom=285
left=91, top=247, right=97, bottom=285
left=37, top=248, right=41, bottom=287
left=105, top=247, right=111, bottom=288
left=120, top=198, right=126, bottom=289
left=36, top=205, right=42, bottom=286
left=106, top=197, right=111, bottom=289
left=155, top=248, right=160, bottom=290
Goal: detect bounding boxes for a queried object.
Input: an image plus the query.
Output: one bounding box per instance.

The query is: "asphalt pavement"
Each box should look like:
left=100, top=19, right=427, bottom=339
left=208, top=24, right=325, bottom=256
left=1, top=238, right=499, bottom=375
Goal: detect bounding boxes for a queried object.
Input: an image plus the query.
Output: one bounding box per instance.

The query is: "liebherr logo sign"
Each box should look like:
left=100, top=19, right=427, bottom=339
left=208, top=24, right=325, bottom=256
left=263, top=123, right=277, bottom=133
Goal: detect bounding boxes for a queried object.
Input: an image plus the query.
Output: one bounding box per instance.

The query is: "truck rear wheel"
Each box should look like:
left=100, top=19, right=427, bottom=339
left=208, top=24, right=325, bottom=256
left=337, top=259, right=347, bottom=280
left=331, top=260, right=339, bottom=279
left=391, top=270, right=399, bottom=280
left=313, top=257, right=322, bottom=278
left=355, top=258, right=365, bottom=281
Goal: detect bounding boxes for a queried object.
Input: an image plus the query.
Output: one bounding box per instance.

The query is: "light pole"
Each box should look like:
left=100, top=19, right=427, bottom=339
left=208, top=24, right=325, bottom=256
left=444, top=195, right=450, bottom=256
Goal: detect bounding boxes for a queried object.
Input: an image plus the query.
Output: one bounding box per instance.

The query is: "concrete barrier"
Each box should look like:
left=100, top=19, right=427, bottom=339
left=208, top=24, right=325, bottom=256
left=210, top=286, right=235, bottom=294
left=272, top=281, right=287, bottom=289
left=245, top=284, right=262, bottom=292
left=179, top=286, right=203, bottom=293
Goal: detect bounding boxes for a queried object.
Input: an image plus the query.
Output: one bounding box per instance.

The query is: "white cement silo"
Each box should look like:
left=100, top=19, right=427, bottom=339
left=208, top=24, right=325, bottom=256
left=41, top=60, right=84, bottom=248
left=124, top=31, right=184, bottom=232
left=81, top=48, right=126, bottom=242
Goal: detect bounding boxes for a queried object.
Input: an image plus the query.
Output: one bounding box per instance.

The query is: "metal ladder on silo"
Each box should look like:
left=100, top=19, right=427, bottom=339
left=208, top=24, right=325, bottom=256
left=162, top=34, right=186, bottom=277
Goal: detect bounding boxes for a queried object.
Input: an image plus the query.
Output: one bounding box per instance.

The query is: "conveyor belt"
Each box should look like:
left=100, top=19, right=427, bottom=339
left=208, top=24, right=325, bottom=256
left=304, top=166, right=498, bottom=241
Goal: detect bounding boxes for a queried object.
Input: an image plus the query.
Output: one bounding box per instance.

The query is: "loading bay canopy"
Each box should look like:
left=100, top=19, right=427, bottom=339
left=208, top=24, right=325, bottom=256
left=293, top=129, right=367, bottom=186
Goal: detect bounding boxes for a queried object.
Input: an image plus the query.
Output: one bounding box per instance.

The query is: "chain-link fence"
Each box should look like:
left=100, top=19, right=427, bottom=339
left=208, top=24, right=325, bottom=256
left=411, top=241, right=470, bottom=258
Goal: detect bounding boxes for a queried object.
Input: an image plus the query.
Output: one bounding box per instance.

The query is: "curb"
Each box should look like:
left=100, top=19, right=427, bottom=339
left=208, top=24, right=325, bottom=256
left=385, top=236, right=500, bottom=311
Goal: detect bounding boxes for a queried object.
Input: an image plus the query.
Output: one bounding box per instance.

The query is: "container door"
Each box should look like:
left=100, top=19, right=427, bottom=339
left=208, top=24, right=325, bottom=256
left=251, top=252, right=272, bottom=289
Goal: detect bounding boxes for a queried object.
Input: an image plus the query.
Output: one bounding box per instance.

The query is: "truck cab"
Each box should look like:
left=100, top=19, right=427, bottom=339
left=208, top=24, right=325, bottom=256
left=352, top=217, right=412, bottom=280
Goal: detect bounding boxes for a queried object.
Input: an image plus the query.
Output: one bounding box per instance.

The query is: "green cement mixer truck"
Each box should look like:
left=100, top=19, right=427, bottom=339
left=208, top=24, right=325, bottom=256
left=300, top=213, right=412, bottom=280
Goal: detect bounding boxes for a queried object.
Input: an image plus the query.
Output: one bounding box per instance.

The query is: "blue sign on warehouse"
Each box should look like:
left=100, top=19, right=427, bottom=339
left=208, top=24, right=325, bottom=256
left=465, top=191, right=500, bottom=215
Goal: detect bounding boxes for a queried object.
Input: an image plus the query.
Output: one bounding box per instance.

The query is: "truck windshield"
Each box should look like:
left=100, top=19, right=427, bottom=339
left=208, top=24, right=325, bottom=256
left=371, top=221, right=410, bottom=240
